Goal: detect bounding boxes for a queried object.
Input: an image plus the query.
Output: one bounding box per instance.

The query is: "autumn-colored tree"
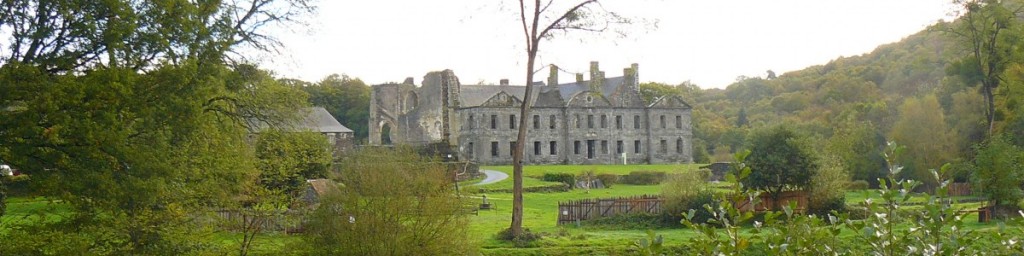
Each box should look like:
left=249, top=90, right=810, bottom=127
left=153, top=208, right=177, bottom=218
left=890, top=95, right=957, bottom=187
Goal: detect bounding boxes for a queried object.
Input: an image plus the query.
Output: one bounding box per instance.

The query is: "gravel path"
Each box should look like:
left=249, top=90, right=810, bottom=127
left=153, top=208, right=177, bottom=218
left=474, top=170, right=509, bottom=186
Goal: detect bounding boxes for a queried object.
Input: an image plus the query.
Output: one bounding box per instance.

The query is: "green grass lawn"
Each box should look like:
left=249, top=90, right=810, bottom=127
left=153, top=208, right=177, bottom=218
left=1, top=164, right=1011, bottom=255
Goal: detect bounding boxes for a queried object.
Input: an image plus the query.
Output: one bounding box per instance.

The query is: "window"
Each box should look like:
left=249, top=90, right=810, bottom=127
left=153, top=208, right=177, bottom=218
left=468, top=115, right=475, bottom=129
left=549, top=115, right=556, bottom=129
left=616, top=140, right=624, bottom=154
left=634, top=140, right=641, bottom=154
left=660, top=139, right=668, bottom=154
left=509, top=115, right=516, bottom=129
left=575, top=114, right=581, bottom=128
left=660, top=115, right=666, bottom=129
left=615, top=115, right=622, bottom=129
left=601, top=140, right=608, bottom=154
left=534, top=141, right=541, bottom=155
left=676, top=138, right=684, bottom=154
left=549, top=141, right=557, bottom=155
left=675, top=115, right=682, bottom=129
left=510, top=141, right=517, bottom=156
left=587, top=140, right=595, bottom=159
left=634, top=115, right=641, bottom=129
left=533, top=115, right=540, bottom=129
left=467, top=142, right=474, bottom=156
left=574, top=141, right=581, bottom=155
left=587, top=115, right=594, bottom=129
left=600, top=115, right=607, bottom=128
left=327, top=133, right=336, bottom=145
left=490, top=115, right=497, bottom=129
left=491, top=142, right=498, bottom=157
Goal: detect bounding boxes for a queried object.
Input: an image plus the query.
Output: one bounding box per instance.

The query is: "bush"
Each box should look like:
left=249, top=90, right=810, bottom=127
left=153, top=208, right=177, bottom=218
left=809, top=154, right=848, bottom=215
left=542, top=173, right=576, bottom=186
left=620, top=171, right=667, bottom=185
left=596, top=173, right=618, bottom=188
left=496, top=228, right=543, bottom=248
left=807, top=197, right=846, bottom=216
left=3, top=174, right=32, bottom=196
left=847, top=180, right=870, bottom=190
left=661, top=173, right=714, bottom=227
left=681, top=190, right=719, bottom=225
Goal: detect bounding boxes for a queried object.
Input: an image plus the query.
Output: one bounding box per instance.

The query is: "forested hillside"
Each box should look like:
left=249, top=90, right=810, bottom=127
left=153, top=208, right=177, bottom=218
left=650, top=10, right=1024, bottom=187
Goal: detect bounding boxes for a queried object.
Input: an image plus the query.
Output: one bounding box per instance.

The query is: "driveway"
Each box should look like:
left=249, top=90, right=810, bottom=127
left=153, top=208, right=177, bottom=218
left=474, top=170, right=509, bottom=186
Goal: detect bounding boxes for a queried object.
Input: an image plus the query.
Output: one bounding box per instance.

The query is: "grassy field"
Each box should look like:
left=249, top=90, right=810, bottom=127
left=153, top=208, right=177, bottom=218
left=0, top=164, right=1006, bottom=255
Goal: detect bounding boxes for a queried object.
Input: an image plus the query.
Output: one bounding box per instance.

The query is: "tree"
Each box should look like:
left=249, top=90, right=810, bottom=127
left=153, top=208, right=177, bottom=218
left=303, top=74, right=372, bottom=140
left=827, top=118, right=886, bottom=187
left=300, top=147, right=472, bottom=255
left=0, top=0, right=314, bottom=253
left=889, top=95, right=956, bottom=187
left=507, top=0, right=631, bottom=238
left=971, top=135, right=1024, bottom=215
left=254, top=130, right=333, bottom=197
left=947, top=0, right=1024, bottom=134
left=743, top=124, right=819, bottom=210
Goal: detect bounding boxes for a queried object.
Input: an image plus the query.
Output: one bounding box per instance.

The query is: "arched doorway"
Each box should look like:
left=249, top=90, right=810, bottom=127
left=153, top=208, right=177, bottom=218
left=380, top=123, right=393, bottom=145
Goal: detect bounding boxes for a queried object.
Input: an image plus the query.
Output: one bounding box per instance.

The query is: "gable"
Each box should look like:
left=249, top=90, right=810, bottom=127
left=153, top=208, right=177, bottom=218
left=648, top=95, right=693, bottom=109
left=480, top=91, right=522, bottom=107
left=567, top=91, right=612, bottom=108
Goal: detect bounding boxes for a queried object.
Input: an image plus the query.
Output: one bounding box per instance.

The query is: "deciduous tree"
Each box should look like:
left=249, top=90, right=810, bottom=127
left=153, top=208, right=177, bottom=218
left=743, top=124, right=819, bottom=210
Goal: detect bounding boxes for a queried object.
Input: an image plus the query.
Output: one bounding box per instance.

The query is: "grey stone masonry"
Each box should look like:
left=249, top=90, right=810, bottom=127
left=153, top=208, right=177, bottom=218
left=369, top=61, right=693, bottom=165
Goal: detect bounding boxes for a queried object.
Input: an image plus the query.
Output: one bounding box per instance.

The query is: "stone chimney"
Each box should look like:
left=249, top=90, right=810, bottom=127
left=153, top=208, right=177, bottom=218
left=499, top=79, right=509, bottom=86
left=589, top=61, right=602, bottom=91
left=403, top=77, right=414, bottom=85
left=626, top=62, right=634, bottom=92
left=576, top=73, right=584, bottom=84
left=547, top=64, right=558, bottom=86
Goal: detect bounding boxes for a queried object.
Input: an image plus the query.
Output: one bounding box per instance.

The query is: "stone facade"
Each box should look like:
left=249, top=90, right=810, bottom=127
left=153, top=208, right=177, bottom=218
left=369, top=62, right=693, bottom=165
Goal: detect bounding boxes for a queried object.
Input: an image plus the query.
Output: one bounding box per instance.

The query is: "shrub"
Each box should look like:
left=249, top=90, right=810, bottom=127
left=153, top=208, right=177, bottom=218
left=807, top=197, right=846, bottom=216
left=596, top=173, right=618, bottom=188
left=847, top=180, right=870, bottom=190
left=542, top=173, right=576, bottom=186
left=682, top=190, right=719, bottom=225
left=661, top=173, right=714, bottom=227
left=3, top=174, right=32, bottom=196
left=580, top=213, right=662, bottom=230
left=809, top=154, right=848, bottom=215
left=620, top=171, right=667, bottom=185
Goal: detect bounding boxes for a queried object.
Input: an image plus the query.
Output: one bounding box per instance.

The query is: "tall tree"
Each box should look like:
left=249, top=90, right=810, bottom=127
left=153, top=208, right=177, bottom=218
left=889, top=95, right=957, bottom=187
left=508, top=0, right=630, bottom=238
left=947, top=0, right=1024, bottom=134
left=743, top=124, right=819, bottom=210
left=0, top=0, right=314, bottom=253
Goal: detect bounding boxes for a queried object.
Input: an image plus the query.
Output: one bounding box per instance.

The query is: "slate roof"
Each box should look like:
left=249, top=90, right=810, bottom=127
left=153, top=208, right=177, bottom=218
left=298, top=107, right=353, bottom=133
left=459, top=76, right=628, bottom=108
left=249, top=107, right=353, bottom=133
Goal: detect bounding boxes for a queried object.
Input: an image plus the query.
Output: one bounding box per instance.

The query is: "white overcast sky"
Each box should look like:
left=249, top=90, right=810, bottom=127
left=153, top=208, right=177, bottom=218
left=261, top=0, right=956, bottom=89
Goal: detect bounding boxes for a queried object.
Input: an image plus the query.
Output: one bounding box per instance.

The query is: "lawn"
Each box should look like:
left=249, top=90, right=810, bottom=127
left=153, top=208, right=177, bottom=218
left=0, top=164, right=1009, bottom=255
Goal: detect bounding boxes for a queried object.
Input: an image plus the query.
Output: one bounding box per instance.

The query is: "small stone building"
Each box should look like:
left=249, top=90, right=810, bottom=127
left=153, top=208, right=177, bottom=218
left=251, top=107, right=355, bottom=157
left=369, top=61, right=693, bottom=165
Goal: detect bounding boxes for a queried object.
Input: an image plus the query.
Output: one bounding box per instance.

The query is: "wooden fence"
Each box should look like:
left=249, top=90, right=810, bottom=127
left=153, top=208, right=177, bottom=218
left=734, top=190, right=808, bottom=213
left=557, top=195, right=662, bottom=225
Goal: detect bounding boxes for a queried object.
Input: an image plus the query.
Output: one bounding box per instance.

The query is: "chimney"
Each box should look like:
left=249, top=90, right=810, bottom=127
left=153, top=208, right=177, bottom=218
left=589, top=61, right=602, bottom=91
left=547, top=64, right=558, bottom=86
left=631, top=63, right=639, bottom=86
left=499, top=79, right=509, bottom=86
left=576, top=73, right=584, bottom=84
left=403, top=77, right=414, bottom=85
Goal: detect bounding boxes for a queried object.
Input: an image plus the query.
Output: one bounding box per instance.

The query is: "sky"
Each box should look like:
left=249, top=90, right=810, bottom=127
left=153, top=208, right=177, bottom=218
left=261, top=0, right=957, bottom=89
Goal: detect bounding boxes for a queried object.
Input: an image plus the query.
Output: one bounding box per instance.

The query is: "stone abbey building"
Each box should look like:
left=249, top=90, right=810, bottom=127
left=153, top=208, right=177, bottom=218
left=369, top=62, right=693, bottom=165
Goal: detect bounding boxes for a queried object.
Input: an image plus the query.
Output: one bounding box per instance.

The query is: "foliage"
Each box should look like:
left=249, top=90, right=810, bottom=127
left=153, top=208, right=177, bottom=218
left=300, top=147, right=474, bottom=255
left=808, top=154, right=849, bottom=216
left=542, top=173, right=577, bottom=186
left=595, top=173, right=619, bottom=188
left=661, top=171, right=710, bottom=226
left=827, top=117, right=886, bottom=187
left=620, top=171, right=668, bottom=185
left=681, top=150, right=765, bottom=255
left=847, top=180, right=871, bottom=190
left=971, top=135, right=1024, bottom=211
left=301, top=74, right=371, bottom=140
left=632, top=230, right=665, bottom=256
left=254, top=130, right=333, bottom=197
left=744, top=125, right=819, bottom=210
left=889, top=94, right=957, bottom=187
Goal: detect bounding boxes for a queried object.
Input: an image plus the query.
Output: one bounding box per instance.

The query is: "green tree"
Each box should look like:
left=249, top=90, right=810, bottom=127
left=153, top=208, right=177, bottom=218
left=743, top=124, right=819, bottom=210
left=303, top=74, right=372, bottom=140
left=947, top=0, right=1024, bottom=134
left=254, top=130, right=333, bottom=197
left=889, top=95, right=956, bottom=187
left=971, top=135, right=1024, bottom=214
left=828, top=118, right=886, bottom=187
left=300, top=147, right=473, bottom=255
left=0, top=0, right=314, bottom=253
